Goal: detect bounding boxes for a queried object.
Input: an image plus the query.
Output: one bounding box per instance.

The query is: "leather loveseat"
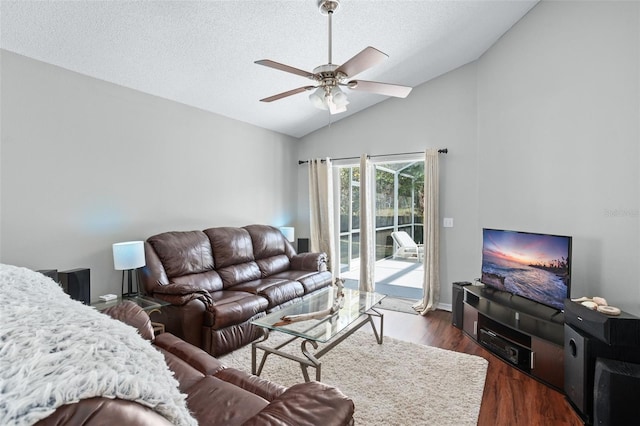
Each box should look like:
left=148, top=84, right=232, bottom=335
left=39, top=301, right=355, bottom=425
left=139, top=224, right=333, bottom=356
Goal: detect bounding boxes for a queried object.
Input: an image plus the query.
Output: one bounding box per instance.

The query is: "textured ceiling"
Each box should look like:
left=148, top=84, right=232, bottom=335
left=1, top=1, right=538, bottom=138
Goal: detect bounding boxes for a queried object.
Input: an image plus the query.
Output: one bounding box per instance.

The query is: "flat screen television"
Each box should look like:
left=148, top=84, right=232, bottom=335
left=481, top=228, right=572, bottom=311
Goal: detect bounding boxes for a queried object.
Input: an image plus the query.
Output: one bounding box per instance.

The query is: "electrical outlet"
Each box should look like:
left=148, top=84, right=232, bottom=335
left=443, top=218, right=454, bottom=228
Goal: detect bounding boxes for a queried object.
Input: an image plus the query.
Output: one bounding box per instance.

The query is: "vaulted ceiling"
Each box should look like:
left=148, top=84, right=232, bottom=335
left=1, top=1, right=538, bottom=138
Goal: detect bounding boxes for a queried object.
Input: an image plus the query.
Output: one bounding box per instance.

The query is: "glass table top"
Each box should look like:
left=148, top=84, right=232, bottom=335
left=91, top=294, right=170, bottom=312
left=252, top=287, right=386, bottom=343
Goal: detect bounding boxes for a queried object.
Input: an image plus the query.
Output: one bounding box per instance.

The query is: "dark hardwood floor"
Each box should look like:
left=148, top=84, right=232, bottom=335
left=374, top=308, right=584, bottom=426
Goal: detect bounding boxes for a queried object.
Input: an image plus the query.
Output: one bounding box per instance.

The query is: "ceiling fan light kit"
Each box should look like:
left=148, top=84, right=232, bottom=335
left=256, top=0, right=412, bottom=115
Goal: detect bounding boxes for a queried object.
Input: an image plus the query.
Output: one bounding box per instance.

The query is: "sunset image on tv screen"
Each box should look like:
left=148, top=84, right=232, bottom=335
left=481, top=229, right=571, bottom=310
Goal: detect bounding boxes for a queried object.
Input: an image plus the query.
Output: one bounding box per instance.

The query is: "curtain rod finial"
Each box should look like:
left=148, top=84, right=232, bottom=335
left=438, top=148, right=448, bottom=154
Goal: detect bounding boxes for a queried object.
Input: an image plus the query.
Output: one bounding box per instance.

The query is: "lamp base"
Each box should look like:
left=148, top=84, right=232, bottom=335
left=121, top=269, right=139, bottom=298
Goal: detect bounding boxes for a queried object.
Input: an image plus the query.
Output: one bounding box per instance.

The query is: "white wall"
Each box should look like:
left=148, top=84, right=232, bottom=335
left=1, top=51, right=299, bottom=299
left=298, top=0, right=640, bottom=313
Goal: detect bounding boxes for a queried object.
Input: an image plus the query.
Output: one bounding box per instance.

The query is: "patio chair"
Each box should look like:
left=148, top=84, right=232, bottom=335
left=391, top=231, right=424, bottom=261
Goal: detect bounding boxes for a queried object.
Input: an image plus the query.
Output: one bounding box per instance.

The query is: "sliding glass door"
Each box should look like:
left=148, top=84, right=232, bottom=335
left=338, top=160, right=424, bottom=274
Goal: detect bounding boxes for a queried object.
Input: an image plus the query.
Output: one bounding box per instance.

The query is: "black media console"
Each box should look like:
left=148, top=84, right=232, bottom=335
left=462, top=285, right=565, bottom=390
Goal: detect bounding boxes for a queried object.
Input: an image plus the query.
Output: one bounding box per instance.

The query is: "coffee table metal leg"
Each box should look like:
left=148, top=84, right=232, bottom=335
left=301, top=339, right=320, bottom=382
left=368, top=307, right=384, bottom=344
left=252, top=329, right=270, bottom=376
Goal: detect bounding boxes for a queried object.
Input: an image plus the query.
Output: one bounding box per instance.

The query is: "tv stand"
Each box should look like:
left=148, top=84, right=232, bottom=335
left=462, top=285, right=564, bottom=390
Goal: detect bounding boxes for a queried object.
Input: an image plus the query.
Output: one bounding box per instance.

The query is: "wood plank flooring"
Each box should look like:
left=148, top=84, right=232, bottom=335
left=374, top=308, right=584, bottom=426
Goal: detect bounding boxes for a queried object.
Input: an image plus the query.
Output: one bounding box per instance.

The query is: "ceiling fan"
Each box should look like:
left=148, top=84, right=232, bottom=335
left=255, top=0, right=412, bottom=115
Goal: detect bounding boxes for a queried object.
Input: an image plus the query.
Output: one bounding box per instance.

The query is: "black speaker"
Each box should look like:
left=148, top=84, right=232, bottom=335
left=565, top=324, right=599, bottom=423
left=59, top=268, right=90, bottom=305
left=297, top=238, right=310, bottom=253
left=594, top=358, right=640, bottom=425
left=37, top=269, right=59, bottom=282
left=451, top=281, right=472, bottom=329
left=565, top=323, right=640, bottom=424
left=565, top=300, right=640, bottom=346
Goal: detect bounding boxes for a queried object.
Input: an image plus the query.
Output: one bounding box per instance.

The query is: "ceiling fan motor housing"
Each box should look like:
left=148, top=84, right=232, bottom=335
left=312, top=64, right=346, bottom=88
left=318, top=0, right=340, bottom=15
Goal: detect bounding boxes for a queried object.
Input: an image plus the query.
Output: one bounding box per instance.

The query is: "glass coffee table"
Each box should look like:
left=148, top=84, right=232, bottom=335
left=91, top=294, right=169, bottom=312
left=251, top=286, right=386, bottom=382
left=91, top=295, right=170, bottom=335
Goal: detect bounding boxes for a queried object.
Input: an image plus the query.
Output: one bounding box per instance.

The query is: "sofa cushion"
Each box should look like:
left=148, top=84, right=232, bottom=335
left=255, top=254, right=291, bottom=278
left=169, top=269, right=223, bottom=293
left=242, top=382, right=355, bottom=426
left=298, top=271, right=334, bottom=294
left=185, top=376, right=269, bottom=426
left=217, top=262, right=262, bottom=288
left=205, top=227, right=255, bottom=268
left=148, top=231, right=214, bottom=278
left=271, top=270, right=333, bottom=294
left=244, top=224, right=296, bottom=259
left=232, top=278, right=305, bottom=308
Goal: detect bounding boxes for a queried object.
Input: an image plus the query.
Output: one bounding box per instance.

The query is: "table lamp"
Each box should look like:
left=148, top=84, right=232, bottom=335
left=279, top=227, right=295, bottom=243
left=113, top=241, right=146, bottom=297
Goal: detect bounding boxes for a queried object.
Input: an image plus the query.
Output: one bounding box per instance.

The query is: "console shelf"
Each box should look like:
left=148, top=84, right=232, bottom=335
left=463, top=285, right=564, bottom=390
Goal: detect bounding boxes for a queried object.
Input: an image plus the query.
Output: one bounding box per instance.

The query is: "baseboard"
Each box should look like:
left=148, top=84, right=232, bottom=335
left=438, top=303, right=452, bottom=312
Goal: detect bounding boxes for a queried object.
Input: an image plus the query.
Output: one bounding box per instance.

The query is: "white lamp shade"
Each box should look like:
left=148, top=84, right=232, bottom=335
left=113, top=241, right=146, bottom=270
left=331, top=87, right=349, bottom=107
left=309, top=88, right=328, bottom=110
left=279, top=227, right=295, bottom=243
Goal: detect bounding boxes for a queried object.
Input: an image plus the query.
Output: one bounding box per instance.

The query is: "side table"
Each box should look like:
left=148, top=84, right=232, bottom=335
left=91, top=295, right=170, bottom=335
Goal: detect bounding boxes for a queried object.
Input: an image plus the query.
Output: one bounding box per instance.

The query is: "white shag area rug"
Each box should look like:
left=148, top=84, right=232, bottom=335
left=220, top=329, right=488, bottom=426
left=0, top=264, right=197, bottom=426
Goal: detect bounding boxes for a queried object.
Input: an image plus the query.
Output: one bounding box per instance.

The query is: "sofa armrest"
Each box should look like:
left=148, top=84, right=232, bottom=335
left=154, top=332, right=226, bottom=376
left=152, top=283, right=213, bottom=307
left=102, top=301, right=155, bottom=341
left=154, top=333, right=287, bottom=402
left=290, top=252, right=328, bottom=272
left=215, top=367, right=287, bottom=402
left=241, top=381, right=354, bottom=426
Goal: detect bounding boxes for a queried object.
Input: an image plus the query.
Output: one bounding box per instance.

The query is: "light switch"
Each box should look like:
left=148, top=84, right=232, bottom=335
left=443, top=218, right=454, bottom=228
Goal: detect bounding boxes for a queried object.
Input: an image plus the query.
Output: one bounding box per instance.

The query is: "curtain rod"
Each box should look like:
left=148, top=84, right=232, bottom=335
left=297, top=148, right=448, bottom=165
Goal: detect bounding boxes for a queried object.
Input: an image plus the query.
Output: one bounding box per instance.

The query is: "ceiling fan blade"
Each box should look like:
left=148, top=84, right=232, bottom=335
left=259, top=86, right=316, bottom=103
left=255, top=60, right=315, bottom=79
left=336, top=46, right=388, bottom=78
left=347, top=80, right=412, bottom=98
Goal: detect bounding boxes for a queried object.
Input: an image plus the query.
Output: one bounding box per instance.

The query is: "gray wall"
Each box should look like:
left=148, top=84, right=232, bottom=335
left=1, top=51, right=299, bottom=299
left=477, top=1, right=639, bottom=313
left=298, top=0, right=640, bottom=313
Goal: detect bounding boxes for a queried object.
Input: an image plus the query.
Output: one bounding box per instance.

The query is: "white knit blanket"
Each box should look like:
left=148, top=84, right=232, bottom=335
left=0, top=264, right=197, bottom=426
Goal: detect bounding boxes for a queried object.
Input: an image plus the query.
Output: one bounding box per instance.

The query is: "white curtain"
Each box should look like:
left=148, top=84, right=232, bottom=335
left=359, top=154, right=375, bottom=292
left=414, top=149, right=440, bottom=314
left=308, top=158, right=337, bottom=280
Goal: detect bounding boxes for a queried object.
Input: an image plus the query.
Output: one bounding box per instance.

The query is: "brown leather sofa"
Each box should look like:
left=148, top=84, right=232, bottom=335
left=139, top=224, right=333, bottom=356
left=38, top=301, right=355, bottom=425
